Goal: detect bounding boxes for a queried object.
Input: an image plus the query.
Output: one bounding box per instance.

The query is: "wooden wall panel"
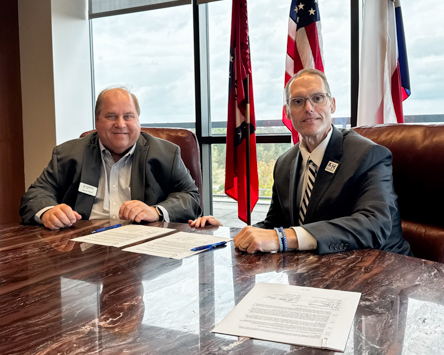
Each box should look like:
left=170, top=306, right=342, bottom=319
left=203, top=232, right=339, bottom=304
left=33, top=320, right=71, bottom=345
left=0, top=0, right=25, bottom=224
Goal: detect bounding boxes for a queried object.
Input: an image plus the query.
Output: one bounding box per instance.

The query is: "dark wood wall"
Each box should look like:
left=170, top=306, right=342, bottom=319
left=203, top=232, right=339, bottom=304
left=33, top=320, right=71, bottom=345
left=0, top=0, right=25, bottom=224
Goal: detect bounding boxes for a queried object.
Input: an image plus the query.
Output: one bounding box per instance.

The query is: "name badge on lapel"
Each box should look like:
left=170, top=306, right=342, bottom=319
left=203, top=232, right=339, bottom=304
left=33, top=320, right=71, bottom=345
left=325, top=161, right=339, bottom=174
left=78, top=182, right=97, bottom=197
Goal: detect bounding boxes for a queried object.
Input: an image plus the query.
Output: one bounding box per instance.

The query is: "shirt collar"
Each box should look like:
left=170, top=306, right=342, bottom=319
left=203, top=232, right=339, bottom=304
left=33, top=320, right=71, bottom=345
left=299, top=126, right=333, bottom=168
left=98, top=139, right=136, bottom=160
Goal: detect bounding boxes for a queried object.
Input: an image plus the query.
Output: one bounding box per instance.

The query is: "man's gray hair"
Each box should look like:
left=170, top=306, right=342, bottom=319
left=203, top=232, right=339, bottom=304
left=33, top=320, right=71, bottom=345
left=284, top=68, right=332, bottom=105
left=95, top=85, right=141, bottom=117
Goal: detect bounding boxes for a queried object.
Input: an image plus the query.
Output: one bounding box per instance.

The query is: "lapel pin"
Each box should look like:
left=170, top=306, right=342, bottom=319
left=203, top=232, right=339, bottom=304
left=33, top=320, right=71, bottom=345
left=325, top=161, right=339, bottom=174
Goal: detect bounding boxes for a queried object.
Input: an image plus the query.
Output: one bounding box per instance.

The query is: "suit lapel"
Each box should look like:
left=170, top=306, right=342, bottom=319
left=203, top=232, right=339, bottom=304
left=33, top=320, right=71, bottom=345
left=304, top=126, right=343, bottom=223
left=131, top=134, right=149, bottom=201
left=74, top=135, right=101, bottom=219
left=290, top=146, right=302, bottom=226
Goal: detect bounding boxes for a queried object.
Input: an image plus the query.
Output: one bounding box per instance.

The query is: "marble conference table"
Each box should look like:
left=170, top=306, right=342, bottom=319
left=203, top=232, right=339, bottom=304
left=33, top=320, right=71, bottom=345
left=0, top=221, right=443, bottom=355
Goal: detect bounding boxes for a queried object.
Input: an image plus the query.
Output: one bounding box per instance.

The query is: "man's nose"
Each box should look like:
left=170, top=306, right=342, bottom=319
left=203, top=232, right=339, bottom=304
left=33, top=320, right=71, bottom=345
left=114, top=116, right=126, bottom=127
left=304, top=99, right=314, bottom=112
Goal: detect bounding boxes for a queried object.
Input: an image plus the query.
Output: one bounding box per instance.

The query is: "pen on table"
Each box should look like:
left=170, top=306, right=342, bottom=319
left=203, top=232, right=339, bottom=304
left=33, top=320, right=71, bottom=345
left=191, top=240, right=233, bottom=251
left=92, top=224, right=122, bottom=234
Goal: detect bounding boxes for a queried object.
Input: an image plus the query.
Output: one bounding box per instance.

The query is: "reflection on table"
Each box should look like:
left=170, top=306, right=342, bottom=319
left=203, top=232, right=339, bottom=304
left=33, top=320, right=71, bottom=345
left=0, top=220, right=443, bottom=354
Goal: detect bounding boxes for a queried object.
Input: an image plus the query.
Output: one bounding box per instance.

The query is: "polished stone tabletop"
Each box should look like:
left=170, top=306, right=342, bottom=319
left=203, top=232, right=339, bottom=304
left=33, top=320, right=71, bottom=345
left=0, top=220, right=443, bottom=354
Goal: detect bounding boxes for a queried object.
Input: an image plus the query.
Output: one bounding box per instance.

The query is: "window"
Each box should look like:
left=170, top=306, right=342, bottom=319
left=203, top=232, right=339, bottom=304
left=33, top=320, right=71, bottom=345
left=400, top=2, right=444, bottom=123
left=320, top=0, right=351, bottom=126
left=208, top=0, right=290, bottom=135
left=212, top=143, right=290, bottom=228
left=208, top=0, right=351, bottom=136
left=92, top=5, right=195, bottom=129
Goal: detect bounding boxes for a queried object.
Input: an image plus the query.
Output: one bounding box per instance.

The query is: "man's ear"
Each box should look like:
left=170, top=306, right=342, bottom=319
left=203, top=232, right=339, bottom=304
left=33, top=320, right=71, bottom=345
left=330, top=97, right=336, bottom=114
left=284, top=105, right=291, bottom=120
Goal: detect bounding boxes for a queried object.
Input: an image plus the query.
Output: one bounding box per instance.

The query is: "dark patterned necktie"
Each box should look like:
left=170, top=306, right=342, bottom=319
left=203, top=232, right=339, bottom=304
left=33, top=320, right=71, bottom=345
left=299, top=159, right=318, bottom=225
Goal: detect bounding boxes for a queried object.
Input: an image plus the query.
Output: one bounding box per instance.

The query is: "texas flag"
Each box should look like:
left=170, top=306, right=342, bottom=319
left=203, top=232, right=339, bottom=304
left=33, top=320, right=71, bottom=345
left=357, top=0, right=410, bottom=126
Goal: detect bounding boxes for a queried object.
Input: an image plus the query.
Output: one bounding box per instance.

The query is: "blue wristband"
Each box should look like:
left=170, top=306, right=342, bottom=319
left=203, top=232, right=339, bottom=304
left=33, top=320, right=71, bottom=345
left=274, top=228, right=283, bottom=252
left=278, top=227, right=287, bottom=252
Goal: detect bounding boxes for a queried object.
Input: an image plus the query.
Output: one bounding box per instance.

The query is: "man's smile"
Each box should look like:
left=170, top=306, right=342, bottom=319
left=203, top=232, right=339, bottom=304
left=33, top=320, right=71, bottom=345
left=302, top=117, right=320, bottom=123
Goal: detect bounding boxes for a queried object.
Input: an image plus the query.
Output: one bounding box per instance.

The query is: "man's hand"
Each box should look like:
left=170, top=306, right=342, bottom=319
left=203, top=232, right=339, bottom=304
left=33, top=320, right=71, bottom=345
left=233, top=227, right=298, bottom=253
left=41, top=204, right=82, bottom=230
left=119, top=200, right=159, bottom=223
left=233, top=226, right=280, bottom=253
left=188, top=216, right=223, bottom=228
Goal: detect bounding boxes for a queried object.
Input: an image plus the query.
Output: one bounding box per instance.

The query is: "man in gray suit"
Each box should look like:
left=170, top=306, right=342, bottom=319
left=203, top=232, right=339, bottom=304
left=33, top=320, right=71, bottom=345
left=191, top=69, right=411, bottom=256
left=20, top=87, right=201, bottom=230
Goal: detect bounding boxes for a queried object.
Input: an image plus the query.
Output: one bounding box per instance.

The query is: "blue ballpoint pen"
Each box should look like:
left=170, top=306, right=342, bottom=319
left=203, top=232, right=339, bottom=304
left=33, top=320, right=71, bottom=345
left=92, top=224, right=122, bottom=234
left=191, top=240, right=232, bottom=251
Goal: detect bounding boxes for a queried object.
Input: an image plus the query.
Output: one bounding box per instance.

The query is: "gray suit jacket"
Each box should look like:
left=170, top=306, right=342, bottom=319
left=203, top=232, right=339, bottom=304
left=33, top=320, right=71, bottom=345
left=20, top=132, right=201, bottom=224
left=255, top=126, right=412, bottom=256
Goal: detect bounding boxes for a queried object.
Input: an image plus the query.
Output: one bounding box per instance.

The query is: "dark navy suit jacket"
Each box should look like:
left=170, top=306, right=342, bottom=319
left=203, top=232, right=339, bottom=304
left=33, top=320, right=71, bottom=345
left=255, top=126, right=412, bottom=256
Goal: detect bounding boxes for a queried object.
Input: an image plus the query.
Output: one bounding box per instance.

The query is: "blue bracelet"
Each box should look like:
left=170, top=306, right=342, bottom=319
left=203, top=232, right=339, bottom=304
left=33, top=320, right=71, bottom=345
left=274, top=228, right=283, bottom=252
left=278, top=227, right=288, bottom=252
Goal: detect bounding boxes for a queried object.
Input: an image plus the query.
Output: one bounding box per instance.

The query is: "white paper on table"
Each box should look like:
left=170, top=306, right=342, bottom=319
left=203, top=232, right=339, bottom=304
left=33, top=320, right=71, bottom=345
left=122, top=231, right=232, bottom=259
left=212, top=282, right=361, bottom=352
left=71, top=225, right=175, bottom=247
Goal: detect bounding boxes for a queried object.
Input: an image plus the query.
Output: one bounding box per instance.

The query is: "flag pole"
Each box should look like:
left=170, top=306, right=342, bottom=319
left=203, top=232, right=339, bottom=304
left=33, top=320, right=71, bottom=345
left=246, top=73, right=251, bottom=225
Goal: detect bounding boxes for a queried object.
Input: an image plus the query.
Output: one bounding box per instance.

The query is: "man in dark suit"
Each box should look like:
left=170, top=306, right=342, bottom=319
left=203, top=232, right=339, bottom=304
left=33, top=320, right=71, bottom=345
left=191, top=69, right=411, bottom=255
left=20, top=87, right=201, bottom=230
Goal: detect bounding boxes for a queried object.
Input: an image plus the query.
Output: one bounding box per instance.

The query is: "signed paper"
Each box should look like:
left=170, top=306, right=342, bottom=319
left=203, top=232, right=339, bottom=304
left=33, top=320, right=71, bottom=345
left=72, top=225, right=175, bottom=247
left=123, top=232, right=232, bottom=259
left=213, top=282, right=361, bottom=352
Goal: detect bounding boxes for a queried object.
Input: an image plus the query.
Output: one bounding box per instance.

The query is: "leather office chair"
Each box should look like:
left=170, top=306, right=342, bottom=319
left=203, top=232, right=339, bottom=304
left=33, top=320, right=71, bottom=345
left=353, top=124, right=444, bottom=263
left=80, top=127, right=203, bottom=209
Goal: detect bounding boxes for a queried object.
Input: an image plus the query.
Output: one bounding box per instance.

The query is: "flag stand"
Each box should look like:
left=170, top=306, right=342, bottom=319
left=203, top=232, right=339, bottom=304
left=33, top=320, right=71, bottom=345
left=246, top=74, right=251, bottom=226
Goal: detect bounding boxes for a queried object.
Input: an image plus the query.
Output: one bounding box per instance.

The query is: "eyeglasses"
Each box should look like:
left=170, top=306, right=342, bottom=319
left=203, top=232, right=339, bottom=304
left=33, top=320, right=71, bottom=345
left=288, top=93, right=331, bottom=110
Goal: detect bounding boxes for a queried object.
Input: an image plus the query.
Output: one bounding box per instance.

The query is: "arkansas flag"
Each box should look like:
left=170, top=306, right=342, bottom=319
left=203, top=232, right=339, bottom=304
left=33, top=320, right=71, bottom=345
left=284, top=0, right=324, bottom=144
left=225, top=0, right=259, bottom=223
left=357, top=0, right=411, bottom=126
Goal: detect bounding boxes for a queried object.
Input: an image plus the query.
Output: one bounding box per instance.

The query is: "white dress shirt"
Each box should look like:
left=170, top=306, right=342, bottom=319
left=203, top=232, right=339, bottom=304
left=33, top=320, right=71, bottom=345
left=89, top=140, right=135, bottom=220
left=291, top=128, right=333, bottom=250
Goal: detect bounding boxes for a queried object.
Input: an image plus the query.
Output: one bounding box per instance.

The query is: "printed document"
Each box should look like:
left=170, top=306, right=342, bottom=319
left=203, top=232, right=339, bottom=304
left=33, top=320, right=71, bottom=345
left=213, top=282, right=360, bottom=352
left=123, top=231, right=232, bottom=259
left=72, top=225, right=175, bottom=247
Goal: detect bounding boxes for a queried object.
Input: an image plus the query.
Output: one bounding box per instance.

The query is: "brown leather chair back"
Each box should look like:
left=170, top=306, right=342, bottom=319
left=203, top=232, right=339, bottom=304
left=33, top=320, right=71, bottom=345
left=353, top=124, right=444, bottom=262
left=80, top=127, right=203, bottom=208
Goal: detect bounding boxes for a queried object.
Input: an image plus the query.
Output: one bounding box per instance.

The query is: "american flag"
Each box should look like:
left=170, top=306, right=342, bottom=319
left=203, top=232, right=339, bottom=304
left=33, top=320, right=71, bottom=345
left=357, top=0, right=410, bottom=126
left=225, top=0, right=259, bottom=224
left=284, top=0, right=324, bottom=144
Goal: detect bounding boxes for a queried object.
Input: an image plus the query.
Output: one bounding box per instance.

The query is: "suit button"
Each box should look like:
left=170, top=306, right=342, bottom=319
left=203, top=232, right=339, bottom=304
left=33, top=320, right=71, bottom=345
left=339, top=243, right=344, bottom=249
left=330, top=245, right=335, bottom=251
